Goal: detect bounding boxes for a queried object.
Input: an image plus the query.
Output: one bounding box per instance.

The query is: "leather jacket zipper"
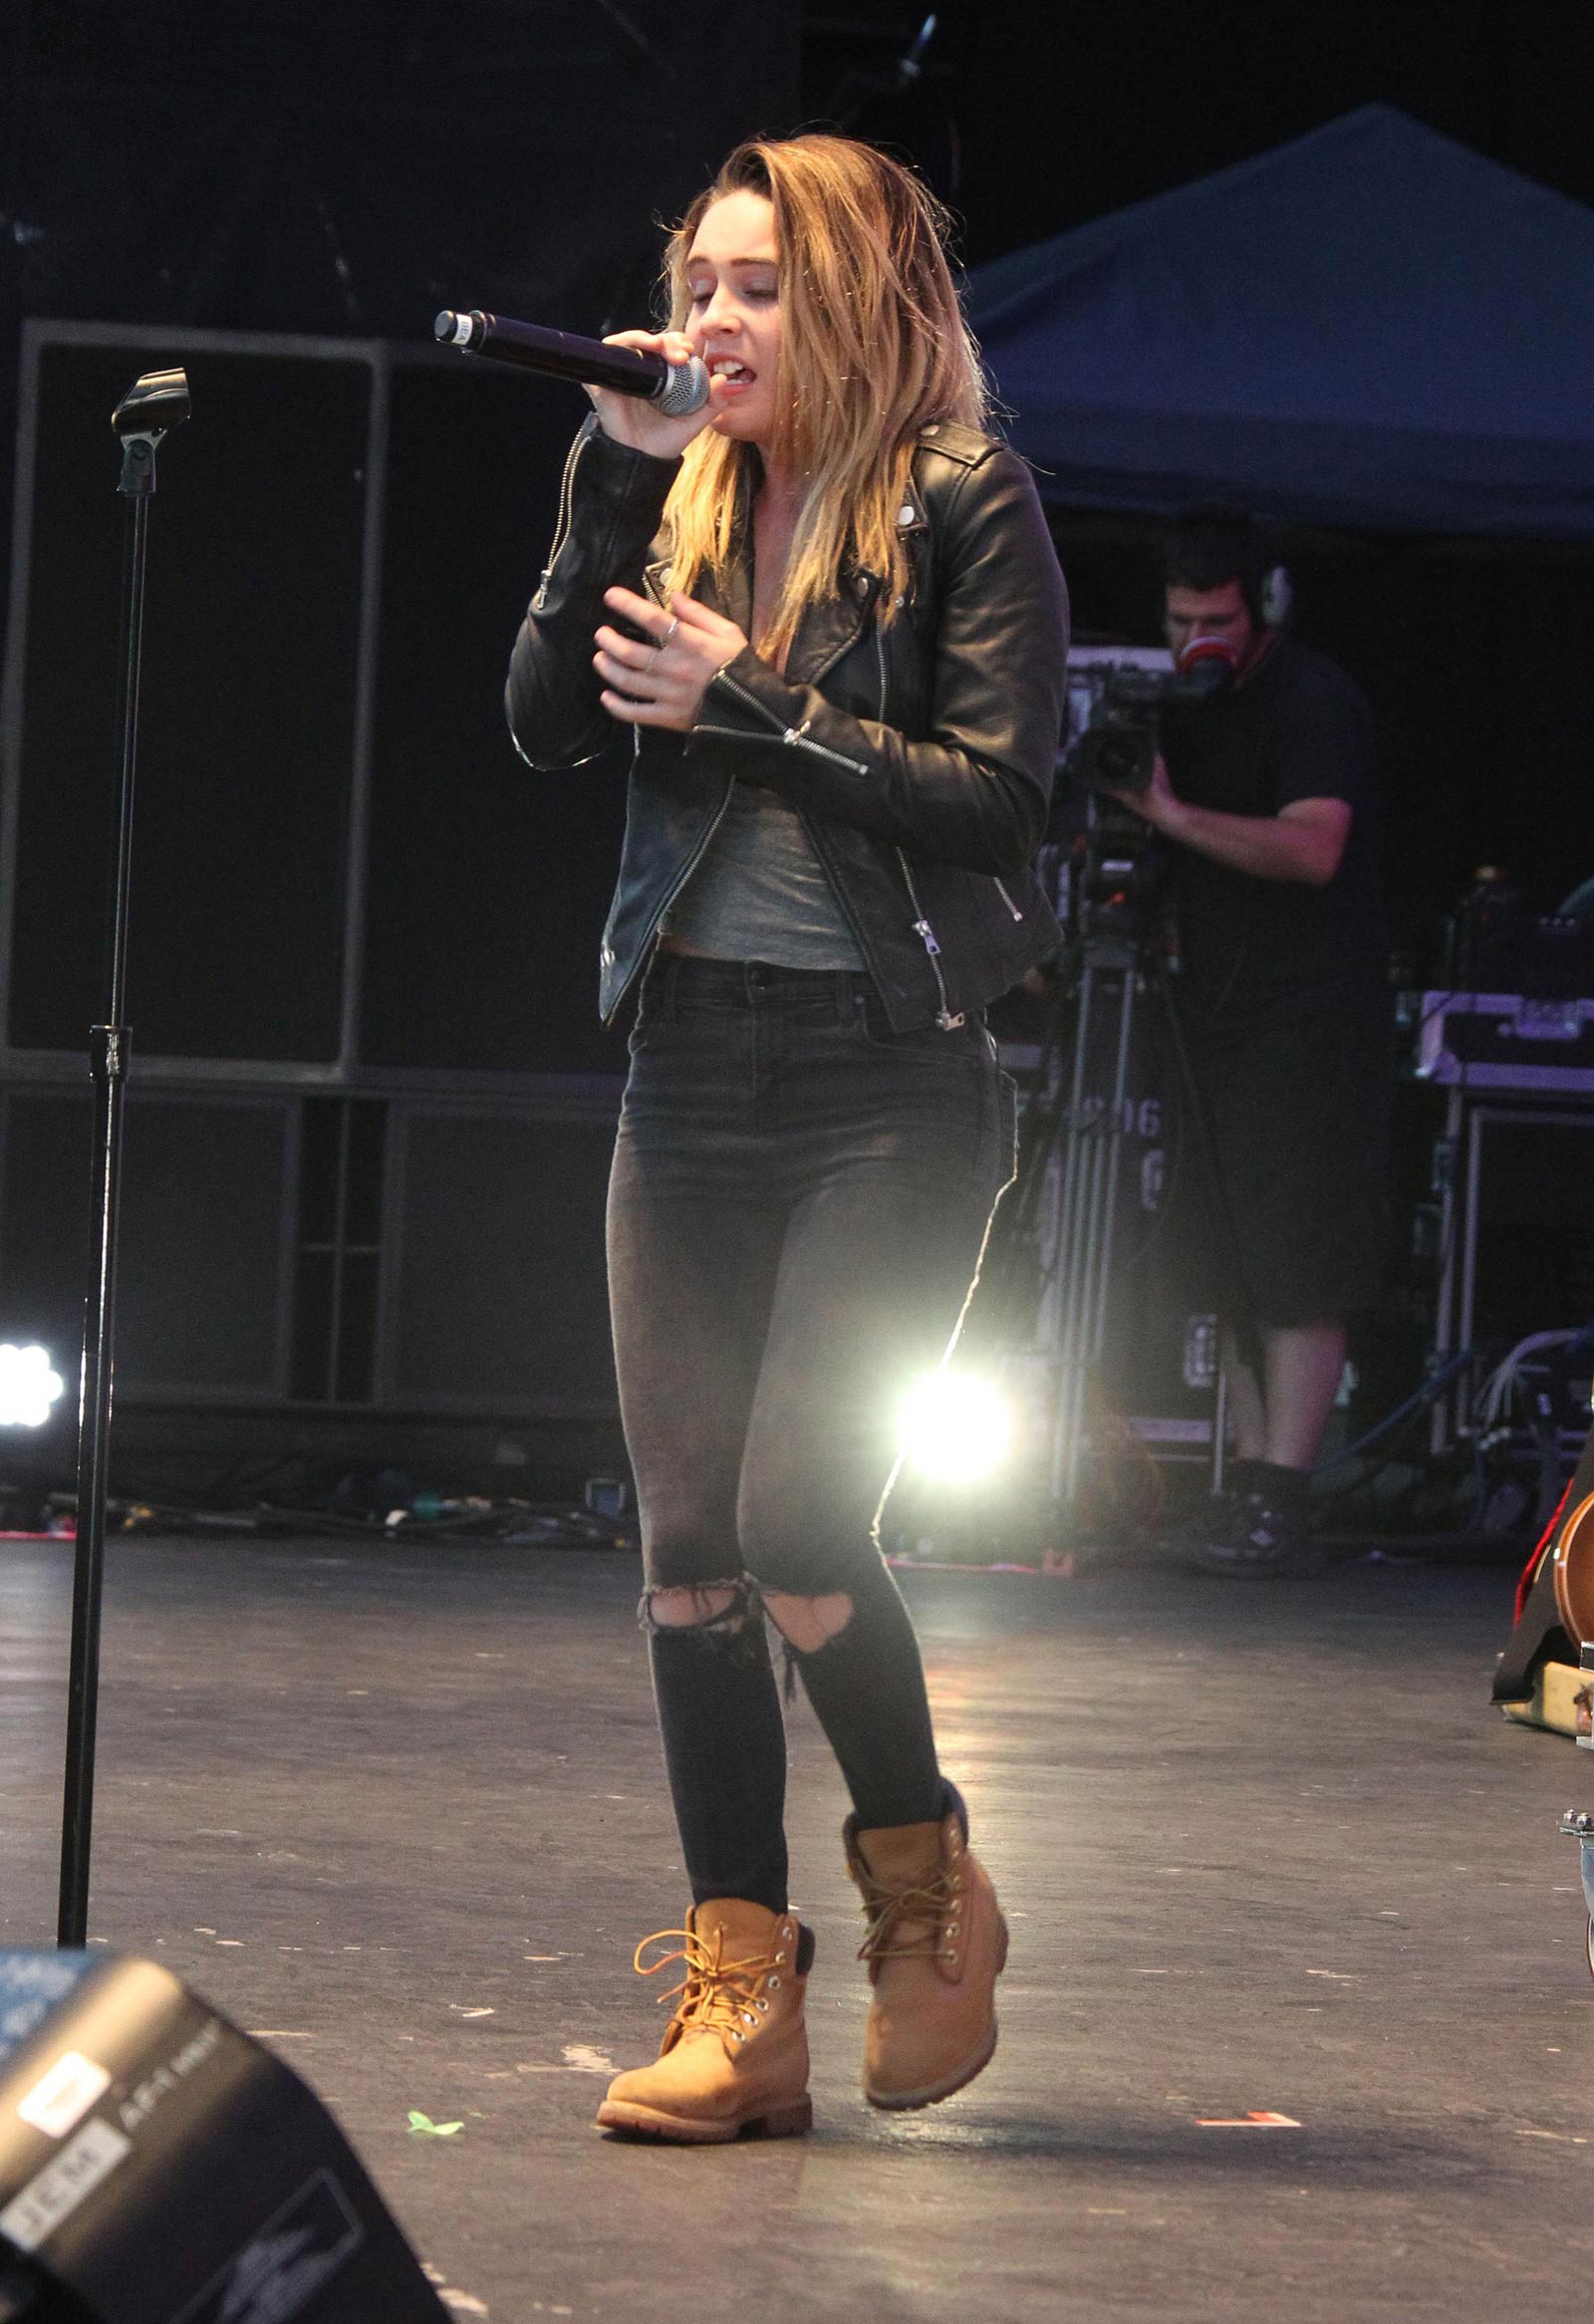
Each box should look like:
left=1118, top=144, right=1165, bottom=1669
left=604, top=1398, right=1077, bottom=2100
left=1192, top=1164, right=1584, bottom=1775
left=873, top=630, right=963, bottom=1030
left=894, top=846, right=963, bottom=1029
left=609, top=767, right=735, bottom=1005
left=876, top=629, right=1023, bottom=939
left=706, top=668, right=870, bottom=776
left=779, top=718, right=872, bottom=775
left=534, top=426, right=588, bottom=608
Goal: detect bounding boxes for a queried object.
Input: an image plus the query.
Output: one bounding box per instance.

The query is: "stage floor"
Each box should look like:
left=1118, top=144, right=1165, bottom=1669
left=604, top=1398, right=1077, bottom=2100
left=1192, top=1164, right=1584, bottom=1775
left=0, top=1535, right=1589, bottom=2321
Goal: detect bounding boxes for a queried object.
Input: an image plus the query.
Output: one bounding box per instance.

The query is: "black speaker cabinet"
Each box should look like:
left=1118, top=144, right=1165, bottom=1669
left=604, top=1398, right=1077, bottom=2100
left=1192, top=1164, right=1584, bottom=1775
left=6, top=335, right=370, bottom=1066
left=383, top=1101, right=618, bottom=1415
left=0, top=1090, right=293, bottom=1404
left=1430, top=1094, right=1594, bottom=1450
left=0, top=1949, right=445, bottom=2322
left=3, top=323, right=630, bottom=1082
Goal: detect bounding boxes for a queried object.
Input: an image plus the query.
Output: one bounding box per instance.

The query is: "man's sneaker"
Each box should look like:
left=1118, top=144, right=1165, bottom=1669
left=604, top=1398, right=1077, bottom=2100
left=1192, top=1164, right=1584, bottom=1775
left=1182, top=1483, right=1323, bottom=1578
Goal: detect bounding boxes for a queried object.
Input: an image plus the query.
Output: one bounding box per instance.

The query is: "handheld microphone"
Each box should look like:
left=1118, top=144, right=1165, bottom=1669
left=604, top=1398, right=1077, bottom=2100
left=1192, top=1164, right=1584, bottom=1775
left=1173, top=632, right=1239, bottom=697
left=434, top=309, right=710, bottom=418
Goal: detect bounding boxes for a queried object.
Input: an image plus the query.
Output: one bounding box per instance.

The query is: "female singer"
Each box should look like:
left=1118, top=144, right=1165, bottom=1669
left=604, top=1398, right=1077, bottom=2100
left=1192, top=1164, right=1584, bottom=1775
left=506, top=130, right=1069, bottom=2142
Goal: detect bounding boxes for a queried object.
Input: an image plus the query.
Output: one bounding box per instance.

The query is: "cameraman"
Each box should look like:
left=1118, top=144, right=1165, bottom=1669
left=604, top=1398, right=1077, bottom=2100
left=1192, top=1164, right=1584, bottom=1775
left=1109, top=515, right=1391, bottom=1575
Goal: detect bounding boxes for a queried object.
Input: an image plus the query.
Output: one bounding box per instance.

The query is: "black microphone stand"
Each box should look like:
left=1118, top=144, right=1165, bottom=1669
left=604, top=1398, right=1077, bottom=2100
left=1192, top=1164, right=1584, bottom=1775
left=57, top=367, right=190, bottom=1948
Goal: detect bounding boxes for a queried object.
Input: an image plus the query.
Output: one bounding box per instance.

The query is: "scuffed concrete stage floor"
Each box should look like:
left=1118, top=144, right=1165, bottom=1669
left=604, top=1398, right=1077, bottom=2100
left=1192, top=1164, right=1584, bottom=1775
left=0, top=1534, right=1590, bottom=2322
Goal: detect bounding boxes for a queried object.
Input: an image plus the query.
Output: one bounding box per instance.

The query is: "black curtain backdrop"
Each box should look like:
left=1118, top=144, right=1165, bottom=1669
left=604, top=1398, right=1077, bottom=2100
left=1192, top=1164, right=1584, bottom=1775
left=0, top=1, right=801, bottom=660
left=4, top=2, right=801, bottom=339
left=957, top=1, right=1594, bottom=263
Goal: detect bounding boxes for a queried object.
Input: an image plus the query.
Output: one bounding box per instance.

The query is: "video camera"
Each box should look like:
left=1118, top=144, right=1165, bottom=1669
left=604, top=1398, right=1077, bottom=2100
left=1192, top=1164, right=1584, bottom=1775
left=1064, top=635, right=1236, bottom=794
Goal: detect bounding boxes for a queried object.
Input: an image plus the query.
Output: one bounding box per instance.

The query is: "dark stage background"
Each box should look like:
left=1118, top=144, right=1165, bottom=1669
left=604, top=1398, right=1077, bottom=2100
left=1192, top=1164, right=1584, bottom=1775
left=2, top=1, right=1593, bottom=1460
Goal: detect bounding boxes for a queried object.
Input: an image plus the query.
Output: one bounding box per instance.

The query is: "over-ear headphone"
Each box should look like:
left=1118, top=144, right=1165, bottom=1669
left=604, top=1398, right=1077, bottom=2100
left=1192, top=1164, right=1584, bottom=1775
left=1165, top=510, right=1293, bottom=632
left=1252, top=562, right=1293, bottom=630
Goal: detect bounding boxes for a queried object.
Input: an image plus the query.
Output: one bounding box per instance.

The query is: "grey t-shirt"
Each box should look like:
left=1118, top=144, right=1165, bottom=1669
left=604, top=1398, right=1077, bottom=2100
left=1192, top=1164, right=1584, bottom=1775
left=661, top=780, right=864, bottom=968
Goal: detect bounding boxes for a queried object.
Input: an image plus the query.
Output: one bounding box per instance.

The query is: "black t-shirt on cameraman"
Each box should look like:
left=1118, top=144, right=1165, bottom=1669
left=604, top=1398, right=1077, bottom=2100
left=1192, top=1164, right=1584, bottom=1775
left=1160, top=631, right=1387, bottom=1032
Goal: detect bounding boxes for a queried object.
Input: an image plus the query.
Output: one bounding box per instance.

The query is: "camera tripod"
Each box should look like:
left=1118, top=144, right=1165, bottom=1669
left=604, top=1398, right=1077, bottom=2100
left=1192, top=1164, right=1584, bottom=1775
left=986, top=830, right=1242, bottom=1532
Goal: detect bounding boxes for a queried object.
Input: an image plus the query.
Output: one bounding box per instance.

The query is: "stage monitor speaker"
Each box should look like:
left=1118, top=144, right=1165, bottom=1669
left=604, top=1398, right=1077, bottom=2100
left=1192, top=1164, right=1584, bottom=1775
left=0, top=1949, right=446, bottom=2322
left=386, top=1105, right=617, bottom=1412
left=0, top=1091, right=292, bottom=1403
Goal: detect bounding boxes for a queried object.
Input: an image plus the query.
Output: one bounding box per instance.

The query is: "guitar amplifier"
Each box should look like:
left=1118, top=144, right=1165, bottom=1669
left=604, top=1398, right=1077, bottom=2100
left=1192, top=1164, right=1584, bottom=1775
left=1415, top=990, right=1594, bottom=1094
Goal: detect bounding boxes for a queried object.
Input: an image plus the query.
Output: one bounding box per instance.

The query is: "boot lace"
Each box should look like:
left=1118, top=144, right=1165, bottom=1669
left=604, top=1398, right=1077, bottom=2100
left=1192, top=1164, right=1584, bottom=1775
left=633, top=1926, right=784, bottom=2054
left=856, top=1866, right=959, bottom=1964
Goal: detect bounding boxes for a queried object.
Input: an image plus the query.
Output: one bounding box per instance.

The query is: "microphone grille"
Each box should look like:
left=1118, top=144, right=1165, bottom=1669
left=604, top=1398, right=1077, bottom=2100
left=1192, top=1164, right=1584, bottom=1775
left=655, top=357, right=710, bottom=419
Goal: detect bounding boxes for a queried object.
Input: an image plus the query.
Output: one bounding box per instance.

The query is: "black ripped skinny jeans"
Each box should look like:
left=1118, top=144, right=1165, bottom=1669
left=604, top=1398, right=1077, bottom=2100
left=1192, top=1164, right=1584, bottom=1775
left=606, top=953, right=1015, bottom=1914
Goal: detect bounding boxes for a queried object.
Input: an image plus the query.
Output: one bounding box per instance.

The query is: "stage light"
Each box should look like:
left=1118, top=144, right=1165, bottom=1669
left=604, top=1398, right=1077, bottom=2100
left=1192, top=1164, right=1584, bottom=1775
left=898, top=1369, right=1013, bottom=1483
left=0, top=1343, right=65, bottom=1428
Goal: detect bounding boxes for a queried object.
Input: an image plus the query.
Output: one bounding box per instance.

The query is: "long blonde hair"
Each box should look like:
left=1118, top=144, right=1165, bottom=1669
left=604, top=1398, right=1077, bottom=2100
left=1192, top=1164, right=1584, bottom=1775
left=661, top=133, right=989, bottom=662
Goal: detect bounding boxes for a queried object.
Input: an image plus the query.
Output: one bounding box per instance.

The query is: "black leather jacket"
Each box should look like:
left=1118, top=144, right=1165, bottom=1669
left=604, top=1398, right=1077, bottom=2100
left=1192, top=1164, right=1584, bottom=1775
left=505, top=415, right=1070, bottom=1030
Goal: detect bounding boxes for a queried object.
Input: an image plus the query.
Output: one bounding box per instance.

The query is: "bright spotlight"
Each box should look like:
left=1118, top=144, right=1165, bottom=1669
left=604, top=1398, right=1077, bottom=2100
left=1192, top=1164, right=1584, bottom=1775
left=0, top=1344, right=66, bottom=1429
left=898, top=1370, right=1013, bottom=1483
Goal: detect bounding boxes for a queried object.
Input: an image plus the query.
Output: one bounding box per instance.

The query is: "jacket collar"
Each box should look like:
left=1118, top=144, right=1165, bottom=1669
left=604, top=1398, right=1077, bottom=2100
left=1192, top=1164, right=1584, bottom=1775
left=784, top=568, right=882, bottom=685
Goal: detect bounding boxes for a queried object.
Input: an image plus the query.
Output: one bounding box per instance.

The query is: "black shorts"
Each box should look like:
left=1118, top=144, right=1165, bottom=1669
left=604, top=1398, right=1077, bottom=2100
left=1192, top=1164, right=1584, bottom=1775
left=1183, top=996, right=1393, bottom=1329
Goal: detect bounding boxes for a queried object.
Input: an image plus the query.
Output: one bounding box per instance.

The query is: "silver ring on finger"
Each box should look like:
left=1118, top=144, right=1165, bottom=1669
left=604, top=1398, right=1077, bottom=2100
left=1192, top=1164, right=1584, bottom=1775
left=657, top=618, right=679, bottom=650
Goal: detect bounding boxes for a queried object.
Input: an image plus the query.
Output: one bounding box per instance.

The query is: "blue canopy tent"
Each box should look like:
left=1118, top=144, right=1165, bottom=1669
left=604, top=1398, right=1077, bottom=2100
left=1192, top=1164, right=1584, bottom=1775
left=966, top=106, right=1594, bottom=539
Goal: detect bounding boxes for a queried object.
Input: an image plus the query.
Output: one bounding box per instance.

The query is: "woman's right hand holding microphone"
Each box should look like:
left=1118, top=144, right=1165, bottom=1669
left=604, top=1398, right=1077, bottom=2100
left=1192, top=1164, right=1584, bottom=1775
left=586, top=329, right=720, bottom=460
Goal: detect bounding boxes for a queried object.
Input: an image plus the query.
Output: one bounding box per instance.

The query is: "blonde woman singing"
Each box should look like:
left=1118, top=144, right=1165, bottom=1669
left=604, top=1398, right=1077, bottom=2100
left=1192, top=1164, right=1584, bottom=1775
left=506, top=131, right=1069, bottom=2142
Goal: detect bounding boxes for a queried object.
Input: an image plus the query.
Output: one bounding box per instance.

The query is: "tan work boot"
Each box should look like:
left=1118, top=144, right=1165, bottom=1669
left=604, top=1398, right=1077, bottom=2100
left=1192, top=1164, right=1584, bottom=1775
left=845, top=1810, right=1008, bottom=2110
left=595, top=1898, right=812, bottom=2143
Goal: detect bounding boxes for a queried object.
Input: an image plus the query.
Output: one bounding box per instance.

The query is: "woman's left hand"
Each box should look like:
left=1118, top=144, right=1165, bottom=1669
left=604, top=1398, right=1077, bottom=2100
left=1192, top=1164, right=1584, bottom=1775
left=594, top=589, right=749, bottom=732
